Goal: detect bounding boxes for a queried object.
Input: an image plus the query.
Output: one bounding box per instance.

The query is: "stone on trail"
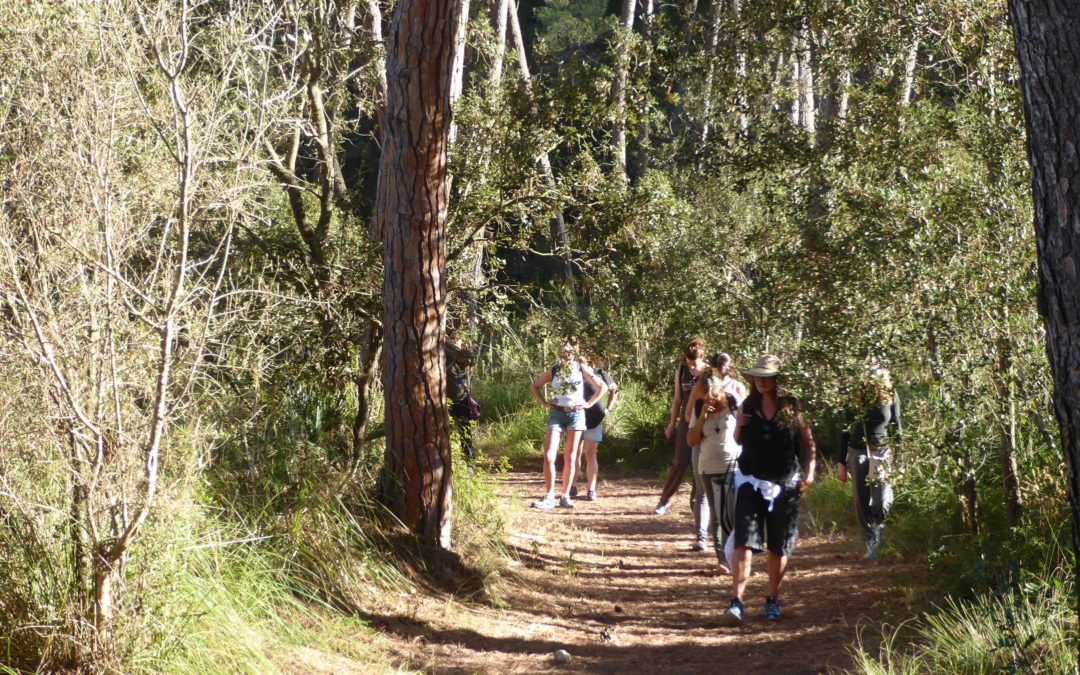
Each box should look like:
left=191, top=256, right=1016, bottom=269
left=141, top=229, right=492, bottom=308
left=553, top=649, right=572, bottom=664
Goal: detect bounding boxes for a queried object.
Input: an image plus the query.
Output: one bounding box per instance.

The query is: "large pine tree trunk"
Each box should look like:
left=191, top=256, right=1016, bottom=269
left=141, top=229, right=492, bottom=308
left=378, top=0, right=464, bottom=550
left=1008, top=0, right=1080, bottom=601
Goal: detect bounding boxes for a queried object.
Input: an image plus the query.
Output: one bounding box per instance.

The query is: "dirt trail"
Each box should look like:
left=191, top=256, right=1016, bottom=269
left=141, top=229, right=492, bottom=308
left=374, top=466, right=924, bottom=674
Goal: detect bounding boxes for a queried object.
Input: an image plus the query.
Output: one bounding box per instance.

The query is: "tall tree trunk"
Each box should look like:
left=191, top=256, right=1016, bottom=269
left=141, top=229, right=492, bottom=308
left=489, top=0, right=510, bottom=91
left=994, top=298, right=1023, bottom=527
left=364, top=0, right=389, bottom=138
left=611, top=0, right=636, bottom=177
left=462, top=0, right=512, bottom=335
left=378, top=0, right=464, bottom=550
left=699, top=0, right=722, bottom=145
left=629, top=0, right=654, bottom=180
left=900, top=4, right=923, bottom=110
left=509, top=1, right=575, bottom=295
left=733, top=0, right=749, bottom=134
left=795, top=21, right=816, bottom=133
left=900, top=36, right=920, bottom=108
left=1008, top=0, right=1080, bottom=606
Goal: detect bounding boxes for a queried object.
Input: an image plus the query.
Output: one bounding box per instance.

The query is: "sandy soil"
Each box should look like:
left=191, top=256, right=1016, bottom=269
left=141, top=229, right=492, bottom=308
left=363, top=463, right=926, bottom=675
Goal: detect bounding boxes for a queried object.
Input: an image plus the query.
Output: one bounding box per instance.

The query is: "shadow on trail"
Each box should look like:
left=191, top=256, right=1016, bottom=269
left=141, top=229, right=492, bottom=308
left=389, top=468, right=922, bottom=674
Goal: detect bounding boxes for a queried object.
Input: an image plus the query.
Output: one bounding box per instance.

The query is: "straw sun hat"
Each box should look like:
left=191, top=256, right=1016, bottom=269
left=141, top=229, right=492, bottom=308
left=740, top=354, right=782, bottom=378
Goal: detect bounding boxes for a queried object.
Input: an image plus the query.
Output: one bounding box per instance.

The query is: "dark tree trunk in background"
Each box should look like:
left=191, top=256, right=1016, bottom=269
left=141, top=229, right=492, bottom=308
left=1008, top=0, right=1080, bottom=606
left=377, top=0, right=464, bottom=550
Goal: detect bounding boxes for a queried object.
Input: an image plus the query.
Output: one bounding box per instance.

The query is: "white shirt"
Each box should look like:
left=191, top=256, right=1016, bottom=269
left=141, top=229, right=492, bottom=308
left=692, top=407, right=741, bottom=474
left=551, top=361, right=586, bottom=407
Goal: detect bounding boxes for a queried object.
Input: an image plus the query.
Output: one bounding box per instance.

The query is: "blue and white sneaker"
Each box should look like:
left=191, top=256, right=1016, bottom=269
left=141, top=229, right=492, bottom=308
left=532, top=495, right=557, bottom=509
left=764, top=596, right=783, bottom=621
left=558, top=495, right=576, bottom=509
left=720, top=598, right=744, bottom=626
left=653, top=502, right=670, bottom=515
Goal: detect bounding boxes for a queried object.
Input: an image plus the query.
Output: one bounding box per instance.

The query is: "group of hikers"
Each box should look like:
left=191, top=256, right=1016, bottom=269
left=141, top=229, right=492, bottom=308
left=525, top=338, right=901, bottom=624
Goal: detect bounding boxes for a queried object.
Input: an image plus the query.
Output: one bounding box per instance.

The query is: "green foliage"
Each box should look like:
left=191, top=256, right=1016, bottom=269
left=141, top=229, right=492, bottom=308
left=846, top=580, right=1078, bottom=674
left=0, top=0, right=1075, bottom=670
left=533, top=0, right=610, bottom=55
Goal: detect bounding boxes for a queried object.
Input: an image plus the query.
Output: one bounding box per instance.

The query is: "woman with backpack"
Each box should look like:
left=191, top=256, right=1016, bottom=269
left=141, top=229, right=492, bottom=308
left=721, top=355, right=816, bottom=625
left=575, top=352, right=619, bottom=501
left=529, top=343, right=608, bottom=509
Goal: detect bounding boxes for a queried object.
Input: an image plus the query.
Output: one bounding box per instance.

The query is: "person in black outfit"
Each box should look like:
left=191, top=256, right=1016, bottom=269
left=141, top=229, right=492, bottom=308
left=572, top=353, right=619, bottom=501
left=836, top=359, right=902, bottom=559
left=720, top=355, right=816, bottom=625
left=446, top=337, right=478, bottom=461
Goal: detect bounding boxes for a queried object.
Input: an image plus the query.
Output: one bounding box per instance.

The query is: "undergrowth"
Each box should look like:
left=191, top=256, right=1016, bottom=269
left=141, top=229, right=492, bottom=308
left=844, top=578, right=1078, bottom=674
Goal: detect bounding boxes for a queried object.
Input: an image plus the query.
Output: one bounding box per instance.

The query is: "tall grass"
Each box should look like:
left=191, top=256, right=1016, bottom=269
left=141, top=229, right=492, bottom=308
left=845, top=579, right=1078, bottom=674
left=134, top=510, right=401, bottom=675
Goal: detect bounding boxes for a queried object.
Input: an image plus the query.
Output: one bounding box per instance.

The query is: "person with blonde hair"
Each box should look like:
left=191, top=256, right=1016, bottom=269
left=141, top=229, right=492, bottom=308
left=529, top=342, right=608, bottom=509
left=721, top=355, right=816, bottom=625
left=836, top=358, right=902, bottom=559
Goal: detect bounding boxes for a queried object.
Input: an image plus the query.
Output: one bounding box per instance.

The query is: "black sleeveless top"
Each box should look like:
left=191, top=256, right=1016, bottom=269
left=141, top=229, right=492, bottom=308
left=737, top=397, right=801, bottom=485
left=678, top=364, right=698, bottom=395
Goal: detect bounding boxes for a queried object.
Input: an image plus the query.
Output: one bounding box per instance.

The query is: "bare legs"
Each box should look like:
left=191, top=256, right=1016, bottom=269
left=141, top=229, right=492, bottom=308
left=581, top=439, right=599, bottom=492
left=731, top=546, right=787, bottom=601
left=541, top=427, right=583, bottom=497
left=560, top=430, right=583, bottom=496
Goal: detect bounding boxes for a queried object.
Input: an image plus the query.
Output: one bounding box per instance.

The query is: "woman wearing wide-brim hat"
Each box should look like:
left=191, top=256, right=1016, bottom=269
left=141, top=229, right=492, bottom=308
left=719, top=354, right=817, bottom=625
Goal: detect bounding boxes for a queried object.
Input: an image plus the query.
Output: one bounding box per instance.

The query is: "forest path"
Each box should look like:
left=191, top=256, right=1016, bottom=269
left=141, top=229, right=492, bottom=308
left=372, top=465, right=924, bottom=674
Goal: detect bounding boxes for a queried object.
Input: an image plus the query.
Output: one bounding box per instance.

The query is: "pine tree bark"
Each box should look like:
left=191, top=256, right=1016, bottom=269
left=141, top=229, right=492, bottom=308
left=378, top=0, right=465, bottom=550
left=1008, top=0, right=1080, bottom=601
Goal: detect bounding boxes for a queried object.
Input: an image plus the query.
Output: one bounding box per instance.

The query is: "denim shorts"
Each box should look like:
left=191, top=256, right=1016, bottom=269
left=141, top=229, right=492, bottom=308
left=582, top=423, right=603, bottom=443
left=547, top=408, right=586, bottom=432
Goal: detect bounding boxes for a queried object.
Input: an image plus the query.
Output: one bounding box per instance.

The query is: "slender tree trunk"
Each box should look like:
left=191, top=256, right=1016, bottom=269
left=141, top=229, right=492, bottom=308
left=448, top=0, right=472, bottom=148
left=629, top=0, right=654, bottom=180
left=795, top=22, right=816, bottom=133
left=838, top=69, right=852, bottom=120
left=509, top=1, right=575, bottom=294
left=733, top=0, right=749, bottom=133
left=461, top=0, right=512, bottom=335
left=700, top=0, right=722, bottom=145
left=994, top=298, right=1023, bottom=527
left=365, top=0, right=389, bottom=137
left=1008, top=0, right=1080, bottom=603
left=489, top=0, right=510, bottom=92
left=611, top=0, right=636, bottom=177
left=900, top=37, right=920, bottom=108
left=378, top=0, right=464, bottom=550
